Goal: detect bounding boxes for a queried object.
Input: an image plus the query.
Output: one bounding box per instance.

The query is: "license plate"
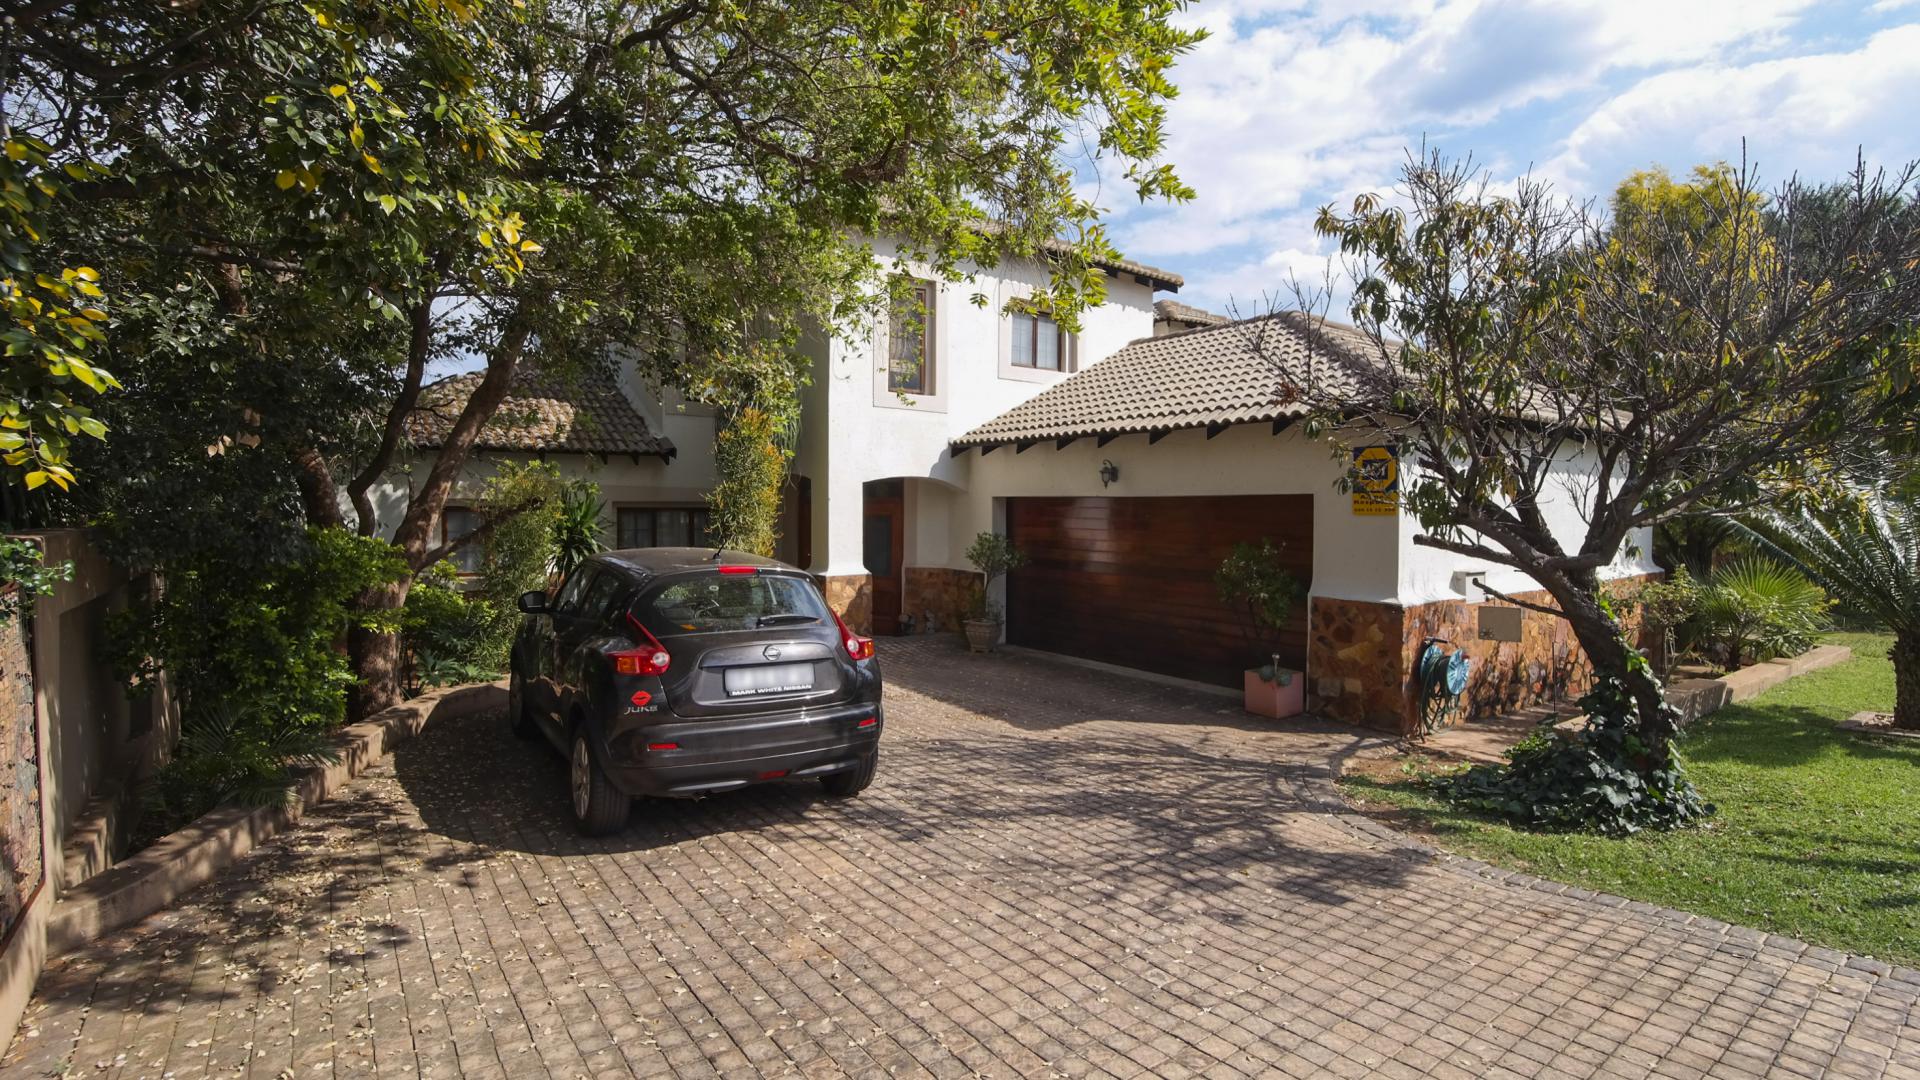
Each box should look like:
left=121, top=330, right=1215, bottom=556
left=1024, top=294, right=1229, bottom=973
left=724, top=662, right=814, bottom=697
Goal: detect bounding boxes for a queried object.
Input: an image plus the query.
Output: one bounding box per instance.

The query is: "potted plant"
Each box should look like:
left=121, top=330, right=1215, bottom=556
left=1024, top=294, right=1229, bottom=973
left=1215, top=538, right=1306, bottom=718
left=962, top=531, right=1026, bottom=652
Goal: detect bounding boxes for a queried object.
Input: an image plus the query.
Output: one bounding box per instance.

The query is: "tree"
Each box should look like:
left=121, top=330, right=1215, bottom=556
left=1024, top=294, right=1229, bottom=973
left=25, top=0, right=1204, bottom=717
left=1747, top=488, right=1920, bottom=730
left=1261, top=153, right=1920, bottom=762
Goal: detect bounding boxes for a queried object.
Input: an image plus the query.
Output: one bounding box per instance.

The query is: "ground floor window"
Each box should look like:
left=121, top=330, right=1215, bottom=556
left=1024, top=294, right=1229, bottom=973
left=443, top=506, right=483, bottom=575
left=618, top=506, right=714, bottom=549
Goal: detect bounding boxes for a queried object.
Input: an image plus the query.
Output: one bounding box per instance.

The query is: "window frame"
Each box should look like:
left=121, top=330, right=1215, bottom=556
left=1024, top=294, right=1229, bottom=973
left=1009, top=310, right=1067, bottom=372
left=886, top=278, right=936, bottom=396
left=615, top=504, right=715, bottom=550
left=441, top=505, right=484, bottom=576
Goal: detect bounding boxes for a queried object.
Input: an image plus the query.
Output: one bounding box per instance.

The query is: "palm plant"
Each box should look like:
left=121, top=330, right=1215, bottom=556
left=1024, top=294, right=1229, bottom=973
left=1747, top=491, right=1920, bottom=730
left=1695, top=558, right=1830, bottom=671
left=552, top=482, right=606, bottom=577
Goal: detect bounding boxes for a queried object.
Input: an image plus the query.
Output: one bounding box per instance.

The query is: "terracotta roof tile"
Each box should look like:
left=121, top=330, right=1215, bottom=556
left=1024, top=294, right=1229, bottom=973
left=953, top=312, right=1379, bottom=447
left=1152, top=299, right=1227, bottom=326
left=406, top=367, right=676, bottom=459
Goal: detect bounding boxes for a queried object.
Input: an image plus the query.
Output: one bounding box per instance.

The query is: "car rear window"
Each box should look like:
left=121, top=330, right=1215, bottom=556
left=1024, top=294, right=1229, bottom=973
left=637, top=573, right=830, bottom=635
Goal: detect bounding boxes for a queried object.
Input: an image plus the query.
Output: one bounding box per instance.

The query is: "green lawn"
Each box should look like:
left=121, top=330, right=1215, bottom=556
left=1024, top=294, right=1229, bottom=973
left=1341, top=632, right=1920, bottom=967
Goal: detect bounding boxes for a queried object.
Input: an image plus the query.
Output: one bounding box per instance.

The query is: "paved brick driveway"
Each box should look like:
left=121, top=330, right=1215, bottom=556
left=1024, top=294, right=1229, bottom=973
left=7, top=639, right=1918, bottom=1079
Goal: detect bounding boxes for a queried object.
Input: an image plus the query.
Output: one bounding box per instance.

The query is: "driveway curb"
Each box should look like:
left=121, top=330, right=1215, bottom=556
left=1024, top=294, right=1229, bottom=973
left=43, top=679, right=506, bottom=957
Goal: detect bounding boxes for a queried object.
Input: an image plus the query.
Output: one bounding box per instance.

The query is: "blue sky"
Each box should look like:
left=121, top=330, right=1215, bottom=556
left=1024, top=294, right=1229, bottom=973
left=1092, top=0, right=1920, bottom=316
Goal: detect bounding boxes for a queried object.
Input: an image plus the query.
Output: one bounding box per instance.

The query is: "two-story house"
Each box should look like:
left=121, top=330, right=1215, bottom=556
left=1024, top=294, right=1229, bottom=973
left=385, top=238, right=1658, bottom=735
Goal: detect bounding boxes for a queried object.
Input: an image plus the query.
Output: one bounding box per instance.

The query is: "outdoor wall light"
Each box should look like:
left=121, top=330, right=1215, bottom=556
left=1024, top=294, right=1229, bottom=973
left=1099, top=459, right=1120, bottom=488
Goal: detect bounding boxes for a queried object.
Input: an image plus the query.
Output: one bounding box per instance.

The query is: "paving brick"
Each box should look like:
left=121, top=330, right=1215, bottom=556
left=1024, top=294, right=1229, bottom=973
left=5, top=638, right=1917, bottom=1078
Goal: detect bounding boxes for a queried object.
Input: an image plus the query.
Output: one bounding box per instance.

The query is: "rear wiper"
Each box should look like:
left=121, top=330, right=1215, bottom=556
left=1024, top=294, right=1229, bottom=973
left=756, top=613, right=821, bottom=627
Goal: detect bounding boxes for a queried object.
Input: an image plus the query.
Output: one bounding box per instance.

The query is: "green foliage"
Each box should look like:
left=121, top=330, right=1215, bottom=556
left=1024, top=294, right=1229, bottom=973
left=0, top=135, right=118, bottom=492
left=963, top=532, right=1027, bottom=623
left=115, top=527, right=402, bottom=840
left=1430, top=678, right=1713, bottom=836
left=0, top=535, right=72, bottom=624
left=139, top=704, right=344, bottom=845
left=1696, top=558, right=1830, bottom=669
left=1214, top=538, right=1303, bottom=664
left=116, top=527, right=407, bottom=727
left=552, top=480, right=605, bottom=577
left=401, top=561, right=501, bottom=688
left=1746, top=486, right=1920, bottom=726
left=708, top=406, right=786, bottom=557
left=465, top=460, right=566, bottom=667
left=1636, top=567, right=1703, bottom=632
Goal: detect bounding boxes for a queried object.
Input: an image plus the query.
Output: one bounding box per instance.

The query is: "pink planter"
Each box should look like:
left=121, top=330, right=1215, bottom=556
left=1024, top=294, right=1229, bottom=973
left=1243, top=669, right=1305, bottom=719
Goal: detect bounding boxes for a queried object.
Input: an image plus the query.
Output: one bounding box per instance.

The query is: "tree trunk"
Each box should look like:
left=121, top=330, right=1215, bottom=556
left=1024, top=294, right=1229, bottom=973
left=348, top=578, right=411, bottom=721
left=1894, top=630, right=1920, bottom=731
left=344, top=311, right=532, bottom=720
left=1555, top=579, right=1676, bottom=756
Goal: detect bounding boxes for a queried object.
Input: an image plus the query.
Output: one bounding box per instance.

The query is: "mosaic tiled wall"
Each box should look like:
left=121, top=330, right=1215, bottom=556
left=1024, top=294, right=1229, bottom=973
left=901, top=567, right=980, bottom=634
left=1310, top=575, right=1655, bottom=735
left=0, top=587, right=41, bottom=944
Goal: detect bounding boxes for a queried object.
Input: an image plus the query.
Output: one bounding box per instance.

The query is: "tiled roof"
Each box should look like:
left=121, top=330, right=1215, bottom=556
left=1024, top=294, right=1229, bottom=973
left=1153, top=299, right=1227, bottom=326
left=406, top=367, right=676, bottom=459
left=953, top=312, right=1381, bottom=448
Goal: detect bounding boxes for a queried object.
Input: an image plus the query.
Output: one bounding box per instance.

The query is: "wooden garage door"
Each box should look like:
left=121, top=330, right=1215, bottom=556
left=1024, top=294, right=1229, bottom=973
left=1006, top=495, right=1313, bottom=688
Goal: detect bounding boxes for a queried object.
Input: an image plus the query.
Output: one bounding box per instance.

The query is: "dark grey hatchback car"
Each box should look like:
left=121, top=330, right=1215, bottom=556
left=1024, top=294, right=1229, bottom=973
left=508, top=548, right=883, bottom=834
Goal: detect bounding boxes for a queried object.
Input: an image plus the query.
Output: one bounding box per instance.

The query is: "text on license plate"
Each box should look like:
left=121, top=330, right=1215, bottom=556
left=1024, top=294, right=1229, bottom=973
left=725, top=662, right=815, bottom=697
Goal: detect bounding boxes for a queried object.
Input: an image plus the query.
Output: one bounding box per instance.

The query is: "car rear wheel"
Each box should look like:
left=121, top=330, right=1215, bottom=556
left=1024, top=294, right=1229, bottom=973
left=570, top=730, right=629, bottom=835
left=507, top=672, right=540, bottom=740
left=820, top=750, right=877, bottom=798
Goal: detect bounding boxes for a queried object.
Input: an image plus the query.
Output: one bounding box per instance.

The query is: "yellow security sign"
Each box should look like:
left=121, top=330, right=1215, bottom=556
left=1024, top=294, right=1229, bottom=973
left=1351, top=445, right=1398, bottom=516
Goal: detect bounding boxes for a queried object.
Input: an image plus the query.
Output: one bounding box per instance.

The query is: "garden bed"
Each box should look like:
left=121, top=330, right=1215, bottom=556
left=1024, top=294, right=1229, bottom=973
left=1340, top=633, right=1920, bottom=967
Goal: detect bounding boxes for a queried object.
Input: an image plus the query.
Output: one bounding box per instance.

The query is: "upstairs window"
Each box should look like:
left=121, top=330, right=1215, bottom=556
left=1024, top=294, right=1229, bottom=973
left=887, top=279, right=935, bottom=394
left=1010, top=311, right=1065, bottom=371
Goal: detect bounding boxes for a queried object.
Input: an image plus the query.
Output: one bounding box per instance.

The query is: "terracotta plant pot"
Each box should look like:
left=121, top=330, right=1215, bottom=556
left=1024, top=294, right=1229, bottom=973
left=1243, top=668, right=1305, bottom=719
left=963, top=618, right=1001, bottom=653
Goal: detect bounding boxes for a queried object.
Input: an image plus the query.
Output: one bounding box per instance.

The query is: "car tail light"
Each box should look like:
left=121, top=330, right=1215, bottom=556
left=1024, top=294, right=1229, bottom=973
left=756, top=770, right=788, bottom=780
left=614, top=614, right=671, bottom=676
left=829, top=606, right=875, bottom=661
left=647, top=742, right=678, bottom=751
left=857, top=715, right=878, bottom=729
left=716, top=564, right=758, bottom=575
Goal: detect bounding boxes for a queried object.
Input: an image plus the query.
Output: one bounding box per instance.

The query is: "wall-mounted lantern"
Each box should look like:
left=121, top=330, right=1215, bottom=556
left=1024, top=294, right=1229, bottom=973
left=1099, top=459, right=1120, bottom=488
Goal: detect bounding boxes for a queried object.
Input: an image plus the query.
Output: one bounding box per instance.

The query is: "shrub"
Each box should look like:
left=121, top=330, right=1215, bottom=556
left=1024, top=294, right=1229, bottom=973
left=1214, top=538, right=1303, bottom=669
left=402, top=562, right=502, bottom=689
left=708, top=405, right=786, bottom=556
left=468, top=461, right=567, bottom=668
left=1429, top=677, right=1714, bottom=835
left=552, top=480, right=606, bottom=576
left=963, top=532, right=1026, bottom=621
left=1696, top=557, right=1829, bottom=669
left=137, top=704, right=342, bottom=847
left=117, top=527, right=405, bottom=840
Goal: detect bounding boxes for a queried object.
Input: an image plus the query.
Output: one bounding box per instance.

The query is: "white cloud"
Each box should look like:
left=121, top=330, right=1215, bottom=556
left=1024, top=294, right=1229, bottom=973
left=1543, top=24, right=1920, bottom=190
left=1110, top=0, right=1917, bottom=313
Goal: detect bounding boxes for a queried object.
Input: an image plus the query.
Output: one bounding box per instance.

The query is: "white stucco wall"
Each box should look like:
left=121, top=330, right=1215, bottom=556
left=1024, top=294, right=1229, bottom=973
left=361, top=437, right=717, bottom=545
left=1395, top=440, right=1660, bottom=606
left=794, top=238, right=1161, bottom=578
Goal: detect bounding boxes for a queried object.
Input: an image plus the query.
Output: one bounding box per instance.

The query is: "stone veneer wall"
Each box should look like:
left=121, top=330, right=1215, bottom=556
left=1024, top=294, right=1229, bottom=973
left=819, top=573, right=874, bottom=636
left=1310, top=574, right=1655, bottom=735
left=901, top=568, right=980, bottom=634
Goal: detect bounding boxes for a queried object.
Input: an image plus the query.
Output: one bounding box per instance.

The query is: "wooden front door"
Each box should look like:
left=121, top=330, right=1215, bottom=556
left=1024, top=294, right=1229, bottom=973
left=862, top=480, right=905, bottom=635
left=1005, top=495, right=1314, bottom=687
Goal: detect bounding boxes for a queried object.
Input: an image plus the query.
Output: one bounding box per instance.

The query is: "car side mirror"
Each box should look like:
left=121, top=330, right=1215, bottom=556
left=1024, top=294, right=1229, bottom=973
left=517, top=590, right=549, bottom=614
